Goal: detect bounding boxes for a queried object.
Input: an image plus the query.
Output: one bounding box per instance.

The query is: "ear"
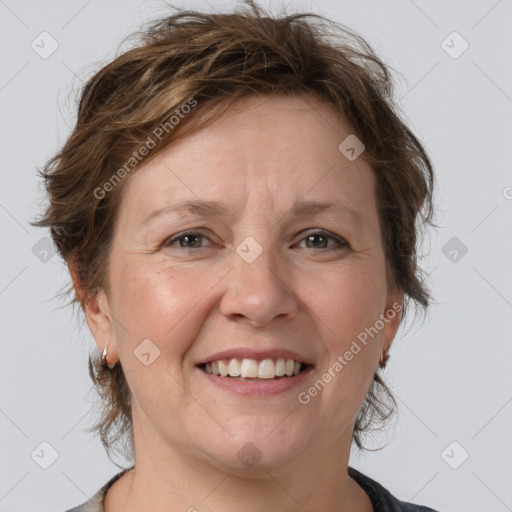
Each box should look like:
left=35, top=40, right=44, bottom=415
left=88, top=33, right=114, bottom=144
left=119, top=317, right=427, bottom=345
left=68, top=262, right=119, bottom=366
left=380, top=287, right=405, bottom=356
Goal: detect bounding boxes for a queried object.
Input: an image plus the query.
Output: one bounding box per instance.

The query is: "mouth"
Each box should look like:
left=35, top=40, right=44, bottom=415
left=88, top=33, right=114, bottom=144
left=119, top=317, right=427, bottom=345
left=197, top=360, right=312, bottom=381
left=197, top=359, right=314, bottom=397
left=195, top=350, right=315, bottom=397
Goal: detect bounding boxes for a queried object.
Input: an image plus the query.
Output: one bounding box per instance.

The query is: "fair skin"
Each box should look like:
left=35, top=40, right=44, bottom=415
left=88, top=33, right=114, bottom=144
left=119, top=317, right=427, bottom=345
left=79, top=94, right=403, bottom=512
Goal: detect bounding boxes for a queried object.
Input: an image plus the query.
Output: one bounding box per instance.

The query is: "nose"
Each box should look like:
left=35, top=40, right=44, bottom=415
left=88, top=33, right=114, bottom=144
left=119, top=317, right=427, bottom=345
left=219, top=237, right=299, bottom=327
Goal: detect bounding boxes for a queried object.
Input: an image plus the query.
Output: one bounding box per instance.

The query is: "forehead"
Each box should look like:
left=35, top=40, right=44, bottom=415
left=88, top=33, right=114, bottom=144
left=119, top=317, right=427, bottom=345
left=116, top=94, right=379, bottom=234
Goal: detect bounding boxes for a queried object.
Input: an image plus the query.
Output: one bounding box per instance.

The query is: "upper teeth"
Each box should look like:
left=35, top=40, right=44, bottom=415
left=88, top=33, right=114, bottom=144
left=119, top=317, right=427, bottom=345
left=204, top=358, right=302, bottom=379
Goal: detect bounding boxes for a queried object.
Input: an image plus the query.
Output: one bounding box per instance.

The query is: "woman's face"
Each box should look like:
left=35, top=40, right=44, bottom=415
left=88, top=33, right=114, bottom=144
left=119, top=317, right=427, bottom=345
left=87, top=94, right=403, bottom=473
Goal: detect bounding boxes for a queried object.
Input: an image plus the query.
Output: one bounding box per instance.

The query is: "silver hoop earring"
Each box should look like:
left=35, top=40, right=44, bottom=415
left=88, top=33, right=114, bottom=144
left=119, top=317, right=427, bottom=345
left=379, top=349, right=389, bottom=369
left=100, top=343, right=116, bottom=369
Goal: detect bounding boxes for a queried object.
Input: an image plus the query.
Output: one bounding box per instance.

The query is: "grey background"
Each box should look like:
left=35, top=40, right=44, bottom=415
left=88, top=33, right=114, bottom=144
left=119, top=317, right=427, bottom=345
left=1, top=0, right=511, bottom=511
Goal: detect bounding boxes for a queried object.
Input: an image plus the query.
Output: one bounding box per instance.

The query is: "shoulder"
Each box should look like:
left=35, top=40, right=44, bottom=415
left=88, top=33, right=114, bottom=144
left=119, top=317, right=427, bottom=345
left=63, top=469, right=131, bottom=512
left=348, top=466, right=441, bottom=512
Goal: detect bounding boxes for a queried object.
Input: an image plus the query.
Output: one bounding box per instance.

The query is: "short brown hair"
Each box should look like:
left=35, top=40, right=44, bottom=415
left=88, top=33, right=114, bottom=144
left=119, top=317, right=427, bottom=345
left=32, top=0, right=435, bottom=463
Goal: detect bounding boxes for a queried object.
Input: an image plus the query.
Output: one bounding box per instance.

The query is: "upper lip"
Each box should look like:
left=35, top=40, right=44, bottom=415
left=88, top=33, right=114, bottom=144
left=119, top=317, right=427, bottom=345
left=198, top=348, right=313, bottom=366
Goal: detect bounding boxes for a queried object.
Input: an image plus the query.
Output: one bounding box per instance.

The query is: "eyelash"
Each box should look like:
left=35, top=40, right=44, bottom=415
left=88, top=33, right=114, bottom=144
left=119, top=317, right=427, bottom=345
left=164, top=229, right=349, bottom=251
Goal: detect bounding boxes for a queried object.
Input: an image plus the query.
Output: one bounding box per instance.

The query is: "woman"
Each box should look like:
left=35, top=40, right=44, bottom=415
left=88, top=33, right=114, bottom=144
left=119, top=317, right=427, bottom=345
left=33, top=1, right=439, bottom=510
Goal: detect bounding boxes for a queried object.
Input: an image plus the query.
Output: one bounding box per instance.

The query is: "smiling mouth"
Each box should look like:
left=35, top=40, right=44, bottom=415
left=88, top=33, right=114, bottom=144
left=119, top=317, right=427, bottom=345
left=197, top=361, right=312, bottom=380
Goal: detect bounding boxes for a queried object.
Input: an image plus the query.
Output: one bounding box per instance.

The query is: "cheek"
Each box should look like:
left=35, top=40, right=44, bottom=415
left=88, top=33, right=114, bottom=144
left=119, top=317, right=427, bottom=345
left=304, top=261, right=387, bottom=345
left=110, top=260, right=209, bottom=363
left=300, top=261, right=385, bottom=412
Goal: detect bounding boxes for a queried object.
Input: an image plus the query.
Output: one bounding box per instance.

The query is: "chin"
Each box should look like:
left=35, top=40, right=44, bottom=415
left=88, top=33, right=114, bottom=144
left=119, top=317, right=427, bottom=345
left=200, top=420, right=311, bottom=473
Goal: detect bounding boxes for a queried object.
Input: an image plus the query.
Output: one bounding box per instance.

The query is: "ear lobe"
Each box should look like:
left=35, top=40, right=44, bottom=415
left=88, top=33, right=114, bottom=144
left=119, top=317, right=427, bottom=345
left=381, top=288, right=405, bottom=354
left=68, top=260, right=84, bottom=305
left=68, top=261, right=118, bottom=364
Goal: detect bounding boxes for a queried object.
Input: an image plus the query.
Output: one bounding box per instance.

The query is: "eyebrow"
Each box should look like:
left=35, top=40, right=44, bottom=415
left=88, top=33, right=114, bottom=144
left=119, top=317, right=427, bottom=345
left=140, top=199, right=366, bottom=228
left=140, top=200, right=231, bottom=226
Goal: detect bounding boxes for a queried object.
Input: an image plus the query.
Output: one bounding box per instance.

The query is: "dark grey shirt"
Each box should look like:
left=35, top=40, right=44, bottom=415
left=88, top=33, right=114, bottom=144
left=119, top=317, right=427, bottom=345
left=348, top=467, right=439, bottom=511
left=66, top=466, right=440, bottom=511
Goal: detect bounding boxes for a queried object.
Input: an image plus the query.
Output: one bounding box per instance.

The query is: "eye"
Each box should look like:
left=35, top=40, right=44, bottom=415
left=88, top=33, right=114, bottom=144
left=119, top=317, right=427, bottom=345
left=163, top=229, right=349, bottom=251
left=297, top=230, right=349, bottom=250
left=164, top=230, right=213, bottom=249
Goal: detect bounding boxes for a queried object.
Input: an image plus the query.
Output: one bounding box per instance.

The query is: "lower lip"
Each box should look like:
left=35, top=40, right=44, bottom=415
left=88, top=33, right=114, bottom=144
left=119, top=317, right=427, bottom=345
left=198, top=365, right=314, bottom=398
